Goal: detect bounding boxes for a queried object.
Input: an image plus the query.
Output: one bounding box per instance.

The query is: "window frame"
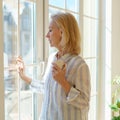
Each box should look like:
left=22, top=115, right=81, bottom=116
left=0, top=0, right=5, bottom=120
left=0, top=0, right=112, bottom=120
left=2, top=0, right=44, bottom=120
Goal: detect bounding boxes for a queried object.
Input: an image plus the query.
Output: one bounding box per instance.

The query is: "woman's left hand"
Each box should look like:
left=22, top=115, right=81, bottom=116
left=52, top=62, right=67, bottom=84
left=52, top=62, right=71, bottom=94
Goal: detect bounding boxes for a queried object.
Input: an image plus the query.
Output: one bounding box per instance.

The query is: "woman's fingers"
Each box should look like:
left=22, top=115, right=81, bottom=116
left=16, top=56, right=25, bottom=73
left=16, top=58, right=23, bottom=63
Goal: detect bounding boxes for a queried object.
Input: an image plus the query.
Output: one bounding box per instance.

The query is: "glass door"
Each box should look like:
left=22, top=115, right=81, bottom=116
left=3, top=0, right=44, bottom=119
left=47, top=0, right=99, bottom=120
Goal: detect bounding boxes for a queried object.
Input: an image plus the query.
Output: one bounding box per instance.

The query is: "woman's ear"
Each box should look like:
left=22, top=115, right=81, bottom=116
left=61, top=30, right=63, bottom=35
left=59, top=29, right=63, bottom=36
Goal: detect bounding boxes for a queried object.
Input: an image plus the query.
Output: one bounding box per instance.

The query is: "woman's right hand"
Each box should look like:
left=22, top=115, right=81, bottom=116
left=16, top=56, right=26, bottom=80
left=16, top=56, right=32, bottom=84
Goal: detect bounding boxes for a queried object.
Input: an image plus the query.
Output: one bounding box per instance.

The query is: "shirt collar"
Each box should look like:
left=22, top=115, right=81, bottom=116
left=55, top=52, right=76, bottom=63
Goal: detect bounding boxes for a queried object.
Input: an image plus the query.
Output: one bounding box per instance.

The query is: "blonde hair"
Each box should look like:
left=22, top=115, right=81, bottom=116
left=51, top=12, right=81, bottom=55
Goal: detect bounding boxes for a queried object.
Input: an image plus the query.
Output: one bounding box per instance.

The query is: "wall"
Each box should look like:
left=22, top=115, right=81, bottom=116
left=112, top=0, right=120, bottom=77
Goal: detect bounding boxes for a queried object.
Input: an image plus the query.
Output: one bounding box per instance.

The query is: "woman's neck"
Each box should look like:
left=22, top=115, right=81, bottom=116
left=56, top=51, right=65, bottom=59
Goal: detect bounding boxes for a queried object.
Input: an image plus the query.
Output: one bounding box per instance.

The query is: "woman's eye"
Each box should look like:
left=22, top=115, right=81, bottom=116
left=49, top=29, right=52, bottom=32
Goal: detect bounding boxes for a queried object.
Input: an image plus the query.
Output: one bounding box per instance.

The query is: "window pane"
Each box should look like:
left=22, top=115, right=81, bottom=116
left=20, top=1, right=36, bottom=65
left=20, top=92, right=32, bottom=119
left=20, top=1, right=37, bottom=120
left=66, top=0, right=79, bottom=12
left=49, top=7, right=64, bottom=17
left=49, top=0, right=65, bottom=9
left=3, top=0, right=19, bottom=119
left=85, top=58, right=97, bottom=120
left=3, top=0, right=38, bottom=120
left=89, top=96, right=97, bottom=120
left=84, top=0, right=98, bottom=18
left=83, top=17, right=98, bottom=58
left=71, top=13, right=79, bottom=24
left=86, top=59, right=97, bottom=96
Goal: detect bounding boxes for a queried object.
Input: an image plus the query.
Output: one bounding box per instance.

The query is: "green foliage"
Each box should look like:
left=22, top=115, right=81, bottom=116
left=112, top=76, right=120, bottom=85
left=117, top=99, right=120, bottom=108
left=110, top=76, right=120, bottom=119
left=109, top=104, right=119, bottom=112
left=112, top=116, right=120, bottom=120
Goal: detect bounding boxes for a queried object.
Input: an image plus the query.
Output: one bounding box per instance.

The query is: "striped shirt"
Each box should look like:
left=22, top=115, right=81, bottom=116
left=30, top=52, right=91, bottom=120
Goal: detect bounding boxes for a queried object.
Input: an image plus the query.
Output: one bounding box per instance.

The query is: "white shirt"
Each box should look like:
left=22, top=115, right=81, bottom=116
left=30, top=52, right=91, bottom=120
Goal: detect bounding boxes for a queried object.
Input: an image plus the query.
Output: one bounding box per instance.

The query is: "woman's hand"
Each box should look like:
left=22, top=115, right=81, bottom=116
left=16, top=56, right=32, bottom=84
left=16, top=56, right=25, bottom=79
left=52, top=62, right=71, bottom=94
left=52, top=62, right=66, bottom=84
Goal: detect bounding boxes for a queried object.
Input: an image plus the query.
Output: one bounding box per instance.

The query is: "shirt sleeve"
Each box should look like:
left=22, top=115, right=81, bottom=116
left=30, top=52, right=57, bottom=93
left=30, top=80, right=45, bottom=93
left=66, top=63, right=91, bottom=110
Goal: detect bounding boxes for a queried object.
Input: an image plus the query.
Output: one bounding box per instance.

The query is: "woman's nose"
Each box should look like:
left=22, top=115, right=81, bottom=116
left=46, top=32, right=49, bottom=38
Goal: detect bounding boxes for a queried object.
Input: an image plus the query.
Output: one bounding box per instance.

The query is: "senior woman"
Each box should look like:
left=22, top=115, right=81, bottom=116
left=17, top=12, right=91, bottom=120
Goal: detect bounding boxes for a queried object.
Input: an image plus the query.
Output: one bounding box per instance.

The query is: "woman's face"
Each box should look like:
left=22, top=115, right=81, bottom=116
left=46, top=21, right=62, bottom=49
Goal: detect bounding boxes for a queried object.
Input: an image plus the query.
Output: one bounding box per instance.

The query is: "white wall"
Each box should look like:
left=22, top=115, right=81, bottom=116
left=112, top=0, right=120, bottom=77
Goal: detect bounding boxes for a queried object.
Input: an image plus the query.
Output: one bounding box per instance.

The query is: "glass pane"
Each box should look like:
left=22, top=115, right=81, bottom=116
left=83, top=17, right=98, bottom=58
left=20, top=92, right=32, bottom=119
left=49, top=7, right=65, bottom=18
left=19, top=1, right=36, bottom=120
left=20, top=64, right=44, bottom=120
left=86, top=59, right=97, bottom=96
left=49, top=0, right=65, bottom=9
left=84, top=0, right=98, bottom=18
left=5, top=91, right=18, bottom=120
left=3, top=0, right=39, bottom=120
left=20, top=1, right=36, bottom=65
left=66, top=0, right=79, bottom=12
left=89, top=96, right=97, bottom=120
left=85, top=58, right=97, bottom=120
left=3, top=0, right=19, bottom=119
left=71, top=13, right=79, bottom=24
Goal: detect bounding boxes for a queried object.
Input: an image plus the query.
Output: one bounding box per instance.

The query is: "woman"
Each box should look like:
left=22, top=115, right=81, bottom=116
left=17, top=12, right=91, bottom=120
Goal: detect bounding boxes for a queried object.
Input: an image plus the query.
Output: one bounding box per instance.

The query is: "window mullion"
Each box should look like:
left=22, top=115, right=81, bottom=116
left=36, top=0, right=44, bottom=62
left=44, top=0, right=49, bottom=61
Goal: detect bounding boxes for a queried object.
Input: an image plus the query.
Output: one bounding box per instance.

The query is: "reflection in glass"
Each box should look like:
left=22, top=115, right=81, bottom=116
left=3, top=0, right=19, bottom=119
left=20, top=1, right=36, bottom=65
left=3, top=0, right=38, bottom=120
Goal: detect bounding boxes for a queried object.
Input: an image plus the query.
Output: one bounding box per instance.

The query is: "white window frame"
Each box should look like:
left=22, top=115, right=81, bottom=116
left=0, top=1, right=5, bottom=120
left=1, top=0, right=45, bottom=120
left=0, top=0, right=112, bottom=120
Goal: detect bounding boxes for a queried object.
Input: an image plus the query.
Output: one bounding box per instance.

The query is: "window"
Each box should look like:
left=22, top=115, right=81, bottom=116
left=47, top=0, right=99, bottom=120
left=83, top=0, right=99, bottom=119
left=47, top=0, right=80, bottom=55
left=0, top=0, right=112, bottom=120
left=3, top=0, right=43, bottom=120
